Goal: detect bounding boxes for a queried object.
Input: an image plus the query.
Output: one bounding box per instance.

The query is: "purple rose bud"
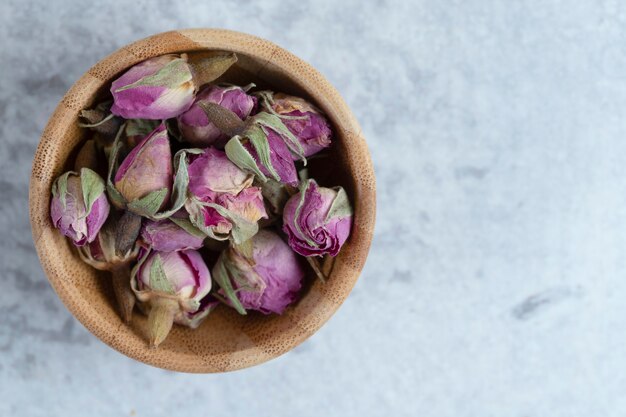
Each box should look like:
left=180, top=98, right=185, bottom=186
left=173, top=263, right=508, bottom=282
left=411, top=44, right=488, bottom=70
left=282, top=179, right=352, bottom=257
left=113, top=123, right=172, bottom=211
left=213, top=230, right=305, bottom=315
left=50, top=168, right=110, bottom=246
left=178, top=85, right=257, bottom=147
left=110, top=54, right=196, bottom=120
left=132, top=248, right=212, bottom=346
left=184, top=148, right=267, bottom=243
left=141, top=218, right=205, bottom=252
left=265, top=93, right=332, bottom=158
left=223, top=111, right=308, bottom=186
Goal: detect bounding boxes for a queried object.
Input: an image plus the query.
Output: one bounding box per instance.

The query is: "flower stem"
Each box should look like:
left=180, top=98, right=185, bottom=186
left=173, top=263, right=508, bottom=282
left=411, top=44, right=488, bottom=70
left=110, top=263, right=135, bottom=323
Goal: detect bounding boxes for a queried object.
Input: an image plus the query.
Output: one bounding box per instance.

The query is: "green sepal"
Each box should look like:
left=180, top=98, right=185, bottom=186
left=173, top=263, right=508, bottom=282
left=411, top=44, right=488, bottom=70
left=187, top=199, right=259, bottom=245
left=169, top=217, right=206, bottom=239
left=326, top=186, right=353, bottom=220
left=105, top=125, right=128, bottom=209
left=253, top=112, right=306, bottom=163
left=114, top=57, right=192, bottom=92
left=293, top=179, right=317, bottom=247
left=149, top=254, right=176, bottom=294
left=125, top=119, right=159, bottom=138
left=246, top=125, right=281, bottom=181
left=149, top=148, right=196, bottom=220
left=80, top=167, right=105, bottom=215
left=52, top=171, right=73, bottom=210
left=127, top=188, right=168, bottom=217
left=192, top=52, right=238, bottom=86
left=208, top=203, right=259, bottom=245
left=225, top=136, right=268, bottom=182
left=213, top=253, right=247, bottom=315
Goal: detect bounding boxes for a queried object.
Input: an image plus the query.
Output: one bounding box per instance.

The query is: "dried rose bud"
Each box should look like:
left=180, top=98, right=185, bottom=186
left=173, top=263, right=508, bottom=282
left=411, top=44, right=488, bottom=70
left=183, top=147, right=267, bottom=243
left=132, top=248, right=212, bottom=346
left=283, top=179, right=352, bottom=257
left=110, top=54, right=196, bottom=120
left=213, top=229, right=304, bottom=315
left=241, top=128, right=299, bottom=186
left=177, top=85, right=256, bottom=147
left=141, top=217, right=205, bottom=252
left=260, top=92, right=332, bottom=158
left=50, top=168, right=110, bottom=246
left=196, top=104, right=304, bottom=186
left=109, top=123, right=172, bottom=215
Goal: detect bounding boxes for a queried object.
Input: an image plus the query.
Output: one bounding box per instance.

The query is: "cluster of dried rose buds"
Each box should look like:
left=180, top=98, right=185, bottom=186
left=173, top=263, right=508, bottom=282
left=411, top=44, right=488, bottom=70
left=50, top=52, right=352, bottom=347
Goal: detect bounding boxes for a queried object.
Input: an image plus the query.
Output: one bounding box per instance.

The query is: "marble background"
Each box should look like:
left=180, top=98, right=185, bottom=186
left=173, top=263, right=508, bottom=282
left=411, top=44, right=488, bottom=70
left=2, top=0, right=626, bottom=415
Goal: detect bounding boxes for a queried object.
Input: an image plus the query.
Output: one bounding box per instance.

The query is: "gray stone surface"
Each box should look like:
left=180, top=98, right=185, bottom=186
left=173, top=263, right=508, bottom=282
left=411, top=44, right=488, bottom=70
left=2, top=0, right=626, bottom=415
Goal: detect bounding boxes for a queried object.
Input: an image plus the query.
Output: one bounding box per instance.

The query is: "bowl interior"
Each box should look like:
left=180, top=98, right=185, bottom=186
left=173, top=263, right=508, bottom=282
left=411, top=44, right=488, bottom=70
left=30, top=29, right=375, bottom=372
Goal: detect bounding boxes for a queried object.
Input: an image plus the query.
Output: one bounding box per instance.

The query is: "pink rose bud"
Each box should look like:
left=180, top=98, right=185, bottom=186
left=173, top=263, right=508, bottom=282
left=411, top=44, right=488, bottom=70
left=262, top=92, right=332, bottom=158
left=141, top=217, right=205, bottom=252
left=110, top=54, right=196, bottom=120
left=213, top=229, right=305, bottom=315
left=112, top=123, right=173, bottom=214
left=223, top=111, right=310, bottom=186
left=184, top=147, right=267, bottom=243
left=50, top=168, right=110, bottom=246
left=283, top=179, right=352, bottom=257
left=177, top=85, right=257, bottom=147
left=242, top=129, right=299, bottom=186
left=132, top=248, right=213, bottom=346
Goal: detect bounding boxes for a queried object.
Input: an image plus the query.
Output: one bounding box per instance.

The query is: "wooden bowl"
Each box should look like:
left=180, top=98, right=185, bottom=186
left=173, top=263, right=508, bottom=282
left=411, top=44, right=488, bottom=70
left=29, top=29, right=376, bottom=373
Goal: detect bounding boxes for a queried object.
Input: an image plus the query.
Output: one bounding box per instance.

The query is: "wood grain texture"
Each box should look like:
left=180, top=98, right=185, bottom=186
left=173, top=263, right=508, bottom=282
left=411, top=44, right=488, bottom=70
left=29, top=29, right=376, bottom=373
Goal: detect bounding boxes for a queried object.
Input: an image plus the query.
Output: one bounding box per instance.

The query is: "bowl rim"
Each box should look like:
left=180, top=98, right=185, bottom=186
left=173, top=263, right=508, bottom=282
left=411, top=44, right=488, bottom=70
left=30, top=28, right=376, bottom=372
